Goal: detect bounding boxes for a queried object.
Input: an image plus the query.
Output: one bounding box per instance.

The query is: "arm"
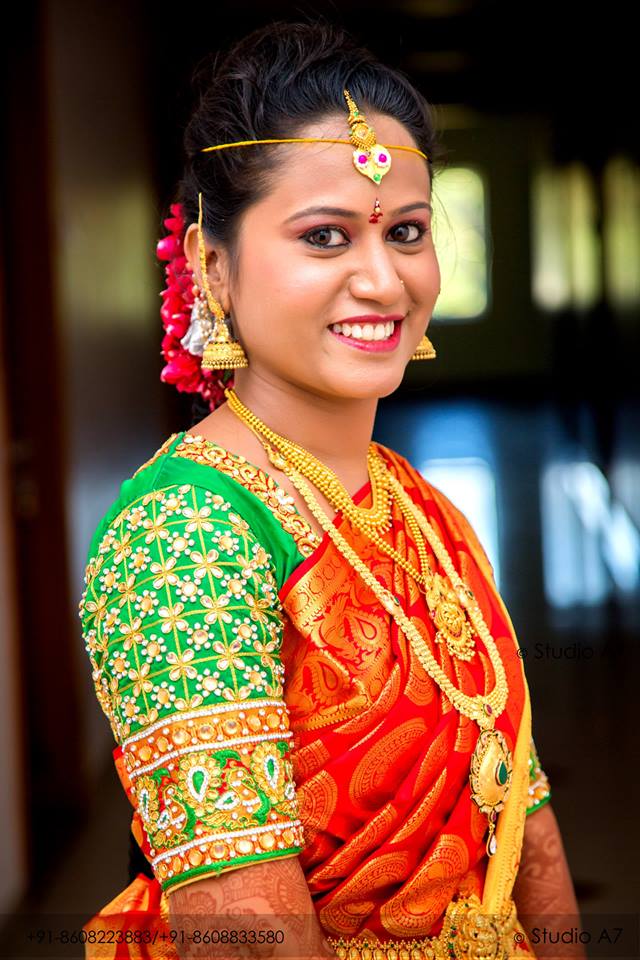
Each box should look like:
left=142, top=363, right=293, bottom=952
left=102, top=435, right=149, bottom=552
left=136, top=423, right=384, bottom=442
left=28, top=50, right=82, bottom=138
left=512, top=803, right=586, bottom=960
left=79, top=480, right=321, bottom=956
left=168, top=857, right=335, bottom=960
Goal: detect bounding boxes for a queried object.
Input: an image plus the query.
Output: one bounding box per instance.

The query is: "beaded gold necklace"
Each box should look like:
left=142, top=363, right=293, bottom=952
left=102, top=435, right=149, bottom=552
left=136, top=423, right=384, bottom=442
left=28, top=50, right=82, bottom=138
left=224, top=387, right=513, bottom=856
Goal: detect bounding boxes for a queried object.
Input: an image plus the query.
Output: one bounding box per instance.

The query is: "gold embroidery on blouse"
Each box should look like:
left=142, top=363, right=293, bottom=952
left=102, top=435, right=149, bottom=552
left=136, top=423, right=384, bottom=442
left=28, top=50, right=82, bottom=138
left=132, top=433, right=181, bottom=478
left=173, top=433, right=323, bottom=558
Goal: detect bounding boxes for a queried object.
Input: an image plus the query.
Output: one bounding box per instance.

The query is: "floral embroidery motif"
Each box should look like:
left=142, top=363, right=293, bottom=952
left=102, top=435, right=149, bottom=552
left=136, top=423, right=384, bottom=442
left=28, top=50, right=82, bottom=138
left=173, top=433, right=323, bottom=557
left=526, top=738, right=551, bottom=814
left=78, top=481, right=305, bottom=891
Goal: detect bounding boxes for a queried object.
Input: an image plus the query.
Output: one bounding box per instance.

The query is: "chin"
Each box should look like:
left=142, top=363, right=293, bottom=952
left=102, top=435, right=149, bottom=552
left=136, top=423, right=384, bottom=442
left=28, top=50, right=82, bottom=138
left=329, top=367, right=407, bottom=402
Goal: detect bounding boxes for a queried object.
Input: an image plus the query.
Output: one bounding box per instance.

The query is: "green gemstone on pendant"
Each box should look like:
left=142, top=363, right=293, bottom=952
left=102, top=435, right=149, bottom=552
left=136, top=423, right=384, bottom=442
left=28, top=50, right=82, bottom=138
left=495, top=760, right=508, bottom=786
left=373, top=174, right=381, bottom=182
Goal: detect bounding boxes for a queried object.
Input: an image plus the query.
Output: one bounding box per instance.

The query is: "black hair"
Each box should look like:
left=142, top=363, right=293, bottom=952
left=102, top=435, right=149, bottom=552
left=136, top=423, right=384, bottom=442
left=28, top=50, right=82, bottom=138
left=176, top=18, right=442, bottom=282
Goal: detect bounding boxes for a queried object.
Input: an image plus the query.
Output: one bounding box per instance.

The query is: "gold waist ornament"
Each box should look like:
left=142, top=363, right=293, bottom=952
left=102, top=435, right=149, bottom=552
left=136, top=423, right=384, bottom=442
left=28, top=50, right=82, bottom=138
left=327, top=893, right=520, bottom=960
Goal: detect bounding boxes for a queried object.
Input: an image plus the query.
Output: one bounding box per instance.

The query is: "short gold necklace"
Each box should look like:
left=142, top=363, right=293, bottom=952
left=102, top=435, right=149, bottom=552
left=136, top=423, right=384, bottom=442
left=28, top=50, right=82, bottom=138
left=224, top=388, right=392, bottom=532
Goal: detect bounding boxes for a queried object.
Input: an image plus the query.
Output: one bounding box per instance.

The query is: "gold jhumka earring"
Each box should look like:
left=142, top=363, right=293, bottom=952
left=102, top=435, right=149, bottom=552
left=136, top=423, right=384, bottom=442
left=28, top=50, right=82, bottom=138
left=411, top=332, right=437, bottom=361
left=195, top=192, right=248, bottom=371
left=399, top=283, right=436, bottom=362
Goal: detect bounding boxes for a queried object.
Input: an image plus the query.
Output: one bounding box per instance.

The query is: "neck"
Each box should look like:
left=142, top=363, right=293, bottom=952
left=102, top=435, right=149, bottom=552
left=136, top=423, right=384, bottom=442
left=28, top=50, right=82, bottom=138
left=226, top=371, right=378, bottom=477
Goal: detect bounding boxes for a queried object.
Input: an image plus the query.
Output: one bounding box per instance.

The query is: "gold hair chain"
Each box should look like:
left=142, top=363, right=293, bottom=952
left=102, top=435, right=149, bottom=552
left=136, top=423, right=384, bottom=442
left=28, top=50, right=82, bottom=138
left=200, top=90, right=429, bottom=186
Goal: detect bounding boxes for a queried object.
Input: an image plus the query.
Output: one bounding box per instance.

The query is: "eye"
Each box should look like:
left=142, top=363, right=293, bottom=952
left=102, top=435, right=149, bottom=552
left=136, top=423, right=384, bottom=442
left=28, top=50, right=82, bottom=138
left=302, top=226, right=349, bottom=248
left=387, top=221, right=428, bottom=243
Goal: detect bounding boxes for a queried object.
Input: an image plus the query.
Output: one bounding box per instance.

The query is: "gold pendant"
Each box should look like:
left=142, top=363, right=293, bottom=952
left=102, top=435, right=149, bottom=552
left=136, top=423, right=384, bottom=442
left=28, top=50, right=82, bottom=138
left=439, top=893, right=517, bottom=960
left=469, top=728, right=513, bottom=857
left=427, top=573, right=476, bottom=661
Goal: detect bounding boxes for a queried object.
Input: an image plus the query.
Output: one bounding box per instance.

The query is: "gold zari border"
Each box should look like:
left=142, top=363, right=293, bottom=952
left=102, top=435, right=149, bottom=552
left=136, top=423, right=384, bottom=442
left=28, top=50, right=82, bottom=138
left=327, top=893, right=525, bottom=960
left=154, top=820, right=306, bottom=889
left=173, top=434, right=323, bottom=557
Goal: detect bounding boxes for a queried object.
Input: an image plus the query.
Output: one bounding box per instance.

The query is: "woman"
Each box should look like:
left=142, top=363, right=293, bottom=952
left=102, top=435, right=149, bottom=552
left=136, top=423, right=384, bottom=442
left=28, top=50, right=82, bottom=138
left=78, top=20, right=581, bottom=960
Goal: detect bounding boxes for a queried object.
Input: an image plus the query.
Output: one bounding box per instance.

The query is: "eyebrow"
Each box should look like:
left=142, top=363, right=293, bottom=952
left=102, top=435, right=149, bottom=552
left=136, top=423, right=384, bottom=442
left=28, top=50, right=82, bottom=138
left=283, top=201, right=432, bottom=224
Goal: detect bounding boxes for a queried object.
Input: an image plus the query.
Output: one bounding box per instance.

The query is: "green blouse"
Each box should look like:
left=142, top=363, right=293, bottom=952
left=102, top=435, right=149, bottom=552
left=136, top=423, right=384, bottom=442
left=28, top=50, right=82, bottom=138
left=78, top=430, right=322, bottom=894
left=78, top=430, right=550, bottom=896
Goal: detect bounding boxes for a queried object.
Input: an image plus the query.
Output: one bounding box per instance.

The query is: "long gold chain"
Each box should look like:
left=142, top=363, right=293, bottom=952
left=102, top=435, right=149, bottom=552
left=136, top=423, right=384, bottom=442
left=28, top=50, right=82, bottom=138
left=223, top=388, right=508, bottom=724
left=282, top=455, right=506, bottom=725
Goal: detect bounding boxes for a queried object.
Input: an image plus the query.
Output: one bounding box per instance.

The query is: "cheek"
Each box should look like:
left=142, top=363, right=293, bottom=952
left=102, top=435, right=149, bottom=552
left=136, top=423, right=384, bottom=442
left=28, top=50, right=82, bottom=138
left=244, top=242, right=340, bottom=311
left=413, top=250, right=440, bottom=302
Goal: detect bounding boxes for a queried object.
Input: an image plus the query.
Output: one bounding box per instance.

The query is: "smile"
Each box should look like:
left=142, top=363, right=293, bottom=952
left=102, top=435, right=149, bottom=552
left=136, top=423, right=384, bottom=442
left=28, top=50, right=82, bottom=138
left=328, top=318, right=403, bottom=352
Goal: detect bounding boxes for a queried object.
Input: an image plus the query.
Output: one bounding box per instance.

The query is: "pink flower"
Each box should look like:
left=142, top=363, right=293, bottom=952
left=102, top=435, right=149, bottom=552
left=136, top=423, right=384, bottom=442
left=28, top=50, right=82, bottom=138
left=160, top=351, right=202, bottom=392
left=156, top=201, right=233, bottom=409
left=156, top=235, right=181, bottom=261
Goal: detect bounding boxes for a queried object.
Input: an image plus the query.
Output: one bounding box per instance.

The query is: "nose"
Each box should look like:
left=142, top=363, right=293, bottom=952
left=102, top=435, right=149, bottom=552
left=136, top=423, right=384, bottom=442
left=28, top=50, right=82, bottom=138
left=347, top=242, right=403, bottom=306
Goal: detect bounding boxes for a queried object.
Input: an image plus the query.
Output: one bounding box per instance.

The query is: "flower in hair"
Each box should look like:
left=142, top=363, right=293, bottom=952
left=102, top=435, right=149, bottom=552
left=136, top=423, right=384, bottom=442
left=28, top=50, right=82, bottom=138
left=156, top=202, right=233, bottom=410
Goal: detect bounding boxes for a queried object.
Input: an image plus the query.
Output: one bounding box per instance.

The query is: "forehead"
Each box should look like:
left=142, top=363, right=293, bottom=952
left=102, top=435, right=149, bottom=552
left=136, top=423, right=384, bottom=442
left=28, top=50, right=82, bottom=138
left=256, top=111, right=431, bottom=212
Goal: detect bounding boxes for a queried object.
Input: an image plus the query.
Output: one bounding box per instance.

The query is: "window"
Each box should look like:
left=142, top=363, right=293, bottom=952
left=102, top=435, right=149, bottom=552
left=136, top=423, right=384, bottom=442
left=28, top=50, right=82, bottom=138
left=432, top=166, right=490, bottom=321
left=540, top=460, right=640, bottom=607
left=603, top=155, right=640, bottom=311
left=531, top=163, right=601, bottom=312
left=420, top=457, right=500, bottom=587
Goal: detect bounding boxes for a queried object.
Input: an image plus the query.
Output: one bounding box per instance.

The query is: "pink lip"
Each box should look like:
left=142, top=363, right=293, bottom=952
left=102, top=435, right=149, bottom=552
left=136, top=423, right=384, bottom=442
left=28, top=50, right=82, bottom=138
left=328, top=316, right=404, bottom=353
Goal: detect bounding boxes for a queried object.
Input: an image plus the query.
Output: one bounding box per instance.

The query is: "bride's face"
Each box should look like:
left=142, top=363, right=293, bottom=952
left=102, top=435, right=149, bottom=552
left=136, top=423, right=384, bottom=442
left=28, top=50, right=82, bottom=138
left=205, top=112, right=439, bottom=402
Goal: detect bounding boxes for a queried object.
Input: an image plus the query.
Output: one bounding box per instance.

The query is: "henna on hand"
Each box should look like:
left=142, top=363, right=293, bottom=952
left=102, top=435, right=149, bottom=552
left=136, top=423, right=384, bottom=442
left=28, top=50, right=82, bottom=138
left=513, top=804, right=586, bottom=959
left=167, top=857, right=335, bottom=960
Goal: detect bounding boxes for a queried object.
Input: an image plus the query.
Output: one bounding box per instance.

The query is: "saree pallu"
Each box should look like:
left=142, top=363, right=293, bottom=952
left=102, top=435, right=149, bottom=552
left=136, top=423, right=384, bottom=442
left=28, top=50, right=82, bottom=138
left=277, top=445, right=534, bottom=957
left=82, top=439, right=535, bottom=959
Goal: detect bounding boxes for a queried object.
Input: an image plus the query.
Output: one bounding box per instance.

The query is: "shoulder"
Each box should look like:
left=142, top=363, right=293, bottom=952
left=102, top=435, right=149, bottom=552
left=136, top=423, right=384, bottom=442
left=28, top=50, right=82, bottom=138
left=81, top=431, right=295, bottom=590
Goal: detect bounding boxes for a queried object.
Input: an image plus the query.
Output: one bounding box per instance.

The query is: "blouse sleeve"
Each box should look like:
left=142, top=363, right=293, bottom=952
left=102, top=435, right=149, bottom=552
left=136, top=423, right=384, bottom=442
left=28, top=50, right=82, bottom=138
left=526, top=737, right=552, bottom=815
left=78, top=481, right=305, bottom=895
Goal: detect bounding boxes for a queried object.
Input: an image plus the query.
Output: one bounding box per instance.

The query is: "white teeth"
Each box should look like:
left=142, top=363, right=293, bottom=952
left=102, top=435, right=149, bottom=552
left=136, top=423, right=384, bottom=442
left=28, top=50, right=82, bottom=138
left=330, top=320, right=396, bottom=340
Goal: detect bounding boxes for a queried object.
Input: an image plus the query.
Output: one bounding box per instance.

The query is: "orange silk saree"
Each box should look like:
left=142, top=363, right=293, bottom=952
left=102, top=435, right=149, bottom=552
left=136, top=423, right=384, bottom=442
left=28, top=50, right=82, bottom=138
left=84, top=442, right=534, bottom=959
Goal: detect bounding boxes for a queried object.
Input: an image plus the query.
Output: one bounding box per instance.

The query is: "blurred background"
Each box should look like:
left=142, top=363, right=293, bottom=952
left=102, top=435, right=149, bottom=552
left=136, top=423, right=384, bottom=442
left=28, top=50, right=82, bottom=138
left=1, top=0, right=638, bottom=949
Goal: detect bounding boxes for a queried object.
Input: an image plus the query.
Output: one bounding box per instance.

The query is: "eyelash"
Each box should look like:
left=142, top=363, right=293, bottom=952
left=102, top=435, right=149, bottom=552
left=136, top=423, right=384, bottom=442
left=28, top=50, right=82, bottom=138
left=301, top=219, right=429, bottom=249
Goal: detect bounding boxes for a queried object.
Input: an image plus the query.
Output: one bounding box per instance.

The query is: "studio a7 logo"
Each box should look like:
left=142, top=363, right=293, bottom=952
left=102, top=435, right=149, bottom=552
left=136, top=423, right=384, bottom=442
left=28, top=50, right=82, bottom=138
left=517, top=642, right=595, bottom=660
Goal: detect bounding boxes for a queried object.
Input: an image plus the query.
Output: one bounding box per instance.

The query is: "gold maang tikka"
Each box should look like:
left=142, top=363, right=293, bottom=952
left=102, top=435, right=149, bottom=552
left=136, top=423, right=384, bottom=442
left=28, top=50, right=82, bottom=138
left=195, top=192, right=248, bottom=370
left=344, top=88, right=392, bottom=184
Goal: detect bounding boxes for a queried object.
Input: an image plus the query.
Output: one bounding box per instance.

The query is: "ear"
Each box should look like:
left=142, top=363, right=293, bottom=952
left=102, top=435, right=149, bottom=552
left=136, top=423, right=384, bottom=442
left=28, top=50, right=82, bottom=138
left=183, top=222, right=232, bottom=312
